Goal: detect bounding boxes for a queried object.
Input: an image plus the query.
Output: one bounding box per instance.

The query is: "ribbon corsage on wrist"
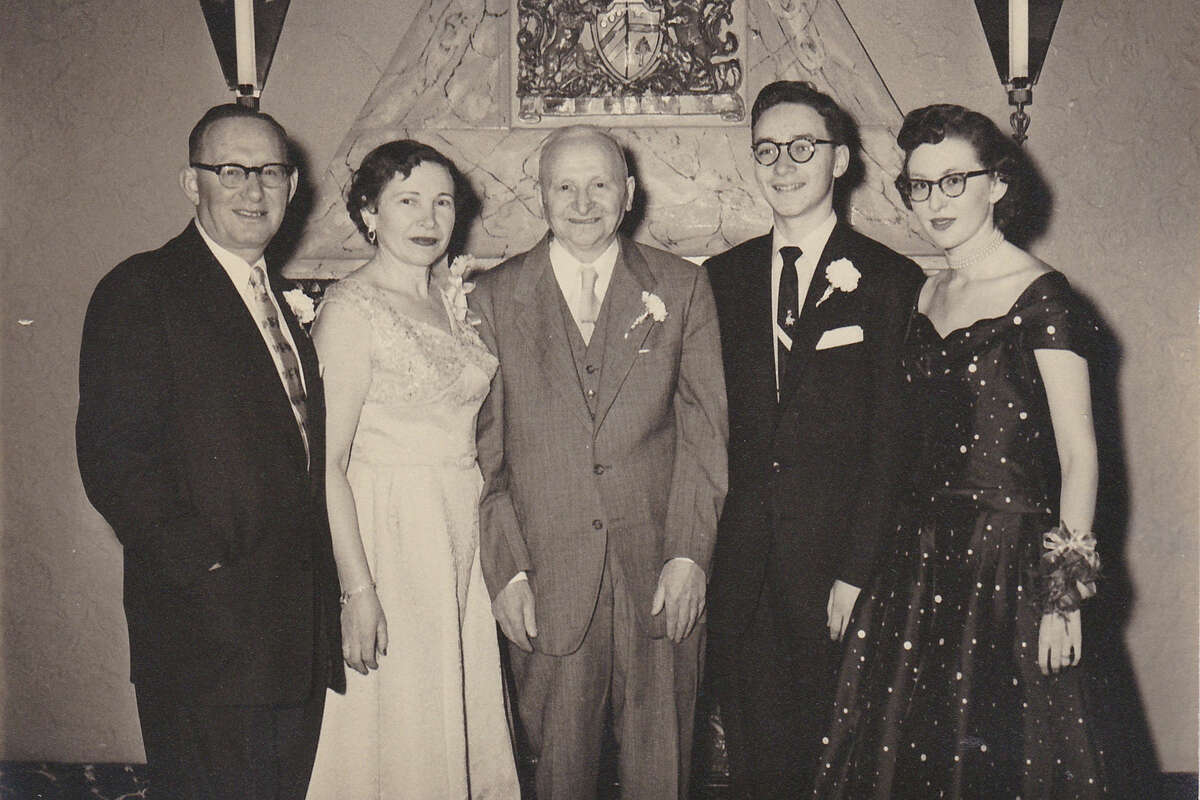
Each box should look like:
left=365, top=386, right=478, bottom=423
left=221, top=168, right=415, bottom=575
left=1038, top=522, right=1100, bottom=619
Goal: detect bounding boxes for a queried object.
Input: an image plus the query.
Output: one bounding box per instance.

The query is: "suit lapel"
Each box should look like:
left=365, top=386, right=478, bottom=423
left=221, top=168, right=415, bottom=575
left=512, top=236, right=595, bottom=430
left=778, top=222, right=852, bottom=405
left=594, top=238, right=656, bottom=431
left=739, top=235, right=777, bottom=392
left=181, top=225, right=309, bottom=471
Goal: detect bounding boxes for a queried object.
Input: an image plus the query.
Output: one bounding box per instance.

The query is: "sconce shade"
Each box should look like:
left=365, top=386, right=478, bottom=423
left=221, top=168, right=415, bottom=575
left=974, top=0, right=1063, bottom=84
left=199, top=0, right=291, bottom=92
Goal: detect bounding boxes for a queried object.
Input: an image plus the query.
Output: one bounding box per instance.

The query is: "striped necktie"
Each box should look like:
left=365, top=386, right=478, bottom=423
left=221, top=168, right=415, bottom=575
left=248, top=264, right=309, bottom=460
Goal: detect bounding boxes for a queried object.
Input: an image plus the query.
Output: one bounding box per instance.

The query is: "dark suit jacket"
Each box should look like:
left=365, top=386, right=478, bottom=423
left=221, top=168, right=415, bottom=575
left=472, top=235, right=728, bottom=656
left=76, top=222, right=344, bottom=705
left=705, top=223, right=923, bottom=642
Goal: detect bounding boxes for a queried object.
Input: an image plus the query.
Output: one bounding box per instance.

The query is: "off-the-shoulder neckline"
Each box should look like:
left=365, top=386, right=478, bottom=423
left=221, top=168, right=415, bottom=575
left=915, top=271, right=1064, bottom=342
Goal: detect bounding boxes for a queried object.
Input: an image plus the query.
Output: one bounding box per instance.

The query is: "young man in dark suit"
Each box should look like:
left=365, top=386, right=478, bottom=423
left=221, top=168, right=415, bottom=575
left=76, top=104, right=344, bottom=799
left=704, top=81, right=924, bottom=798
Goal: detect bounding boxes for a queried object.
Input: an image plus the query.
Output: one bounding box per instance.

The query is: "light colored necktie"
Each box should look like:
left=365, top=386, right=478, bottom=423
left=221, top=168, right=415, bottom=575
left=248, top=264, right=309, bottom=460
left=578, top=265, right=600, bottom=344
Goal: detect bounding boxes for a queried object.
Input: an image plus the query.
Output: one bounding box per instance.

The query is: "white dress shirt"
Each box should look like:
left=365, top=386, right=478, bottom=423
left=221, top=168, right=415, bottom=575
left=195, top=219, right=307, bottom=395
left=548, top=236, right=620, bottom=335
left=770, top=210, right=838, bottom=392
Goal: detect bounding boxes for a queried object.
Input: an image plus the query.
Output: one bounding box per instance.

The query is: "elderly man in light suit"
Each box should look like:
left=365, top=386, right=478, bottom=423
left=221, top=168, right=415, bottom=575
left=471, top=125, right=728, bottom=799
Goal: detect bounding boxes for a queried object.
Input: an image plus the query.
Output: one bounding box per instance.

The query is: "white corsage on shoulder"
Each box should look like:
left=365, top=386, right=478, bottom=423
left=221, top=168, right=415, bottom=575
left=283, top=288, right=316, bottom=327
left=625, top=291, right=669, bottom=338
left=448, top=254, right=484, bottom=325
left=814, top=258, right=861, bottom=308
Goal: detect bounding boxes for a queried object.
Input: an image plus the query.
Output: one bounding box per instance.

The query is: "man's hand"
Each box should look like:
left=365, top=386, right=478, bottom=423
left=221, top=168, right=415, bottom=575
left=493, top=579, right=538, bottom=652
left=1038, top=609, right=1082, bottom=675
left=341, top=589, right=388, bottom=675
left=650, top=559, right=706, bottom=643
left=826, top=579, right=861, bottom=641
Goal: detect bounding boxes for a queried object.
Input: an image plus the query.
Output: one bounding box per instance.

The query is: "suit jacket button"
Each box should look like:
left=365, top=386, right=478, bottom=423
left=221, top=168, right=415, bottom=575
left=771, top=460, right=782, bottom=472
left=593, top=464, right=604, bottom=475
left=586, top=364, right=597, bottom=374
left=593, top=519, right=604, bottom=530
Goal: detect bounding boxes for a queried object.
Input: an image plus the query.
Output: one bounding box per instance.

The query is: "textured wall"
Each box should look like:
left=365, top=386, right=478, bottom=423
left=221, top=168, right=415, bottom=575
left=289, top=0, right=930, bottom=270
left=0, top=0, right=406, bottom=761
left=837, top=0, right=1200, bottom=772
left=2, top=0, right=1196, bottom=771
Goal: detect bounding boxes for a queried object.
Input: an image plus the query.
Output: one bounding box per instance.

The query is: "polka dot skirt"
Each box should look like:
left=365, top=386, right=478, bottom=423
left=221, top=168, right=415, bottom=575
left=812, top=272, right=1107, bottom=798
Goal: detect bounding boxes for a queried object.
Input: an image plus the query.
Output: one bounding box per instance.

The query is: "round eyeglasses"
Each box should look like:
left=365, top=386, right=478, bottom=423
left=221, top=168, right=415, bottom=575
left=751, top=136, right=835, bottom=166
left=191, top=162, right=295, bottom=190
left=899, top=170, right=992, bottom=202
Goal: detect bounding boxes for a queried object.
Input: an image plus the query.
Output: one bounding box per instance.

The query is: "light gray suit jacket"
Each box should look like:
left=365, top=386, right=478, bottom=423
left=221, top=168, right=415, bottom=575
left=472, top=234, right=729, bottom=656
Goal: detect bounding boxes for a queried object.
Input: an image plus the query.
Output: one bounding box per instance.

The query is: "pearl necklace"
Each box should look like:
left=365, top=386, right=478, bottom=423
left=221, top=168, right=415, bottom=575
left=946, top=228, right=1005, bottom=271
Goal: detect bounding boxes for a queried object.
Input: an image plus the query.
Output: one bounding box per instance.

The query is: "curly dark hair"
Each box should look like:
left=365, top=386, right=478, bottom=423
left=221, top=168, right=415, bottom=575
left=895, top=104, right=1028, bottom=232
left=346, top=140, right=460, bottom=243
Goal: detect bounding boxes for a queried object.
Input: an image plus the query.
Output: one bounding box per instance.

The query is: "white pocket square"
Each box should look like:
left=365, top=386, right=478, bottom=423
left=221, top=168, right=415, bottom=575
left=815, top=324, right=864, bottom=350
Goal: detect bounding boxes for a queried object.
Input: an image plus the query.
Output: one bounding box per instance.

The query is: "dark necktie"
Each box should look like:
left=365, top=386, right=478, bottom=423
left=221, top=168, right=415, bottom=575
left=248, top=264, right=309, bottom=461
left=777, top=245, right=802, bottom=385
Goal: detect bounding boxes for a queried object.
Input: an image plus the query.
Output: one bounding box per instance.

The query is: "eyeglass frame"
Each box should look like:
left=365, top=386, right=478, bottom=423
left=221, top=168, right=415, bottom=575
left=751, top=136, right=837, bottom=167
left=896, top=169, right=992, bottom=202
left=190, top=162, right=296, bottom=189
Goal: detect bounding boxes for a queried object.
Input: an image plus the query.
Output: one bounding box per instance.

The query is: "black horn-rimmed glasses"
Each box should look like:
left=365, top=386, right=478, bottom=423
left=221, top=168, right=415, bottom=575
left=190, top=162, right=296, bottom=190
left=898, top=170, right=992, bottom=202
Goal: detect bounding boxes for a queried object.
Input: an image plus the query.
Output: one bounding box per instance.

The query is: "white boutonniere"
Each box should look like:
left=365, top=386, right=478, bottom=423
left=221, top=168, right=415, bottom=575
left=283, top=288, right=316, bottom=327
left=814, top=258, right=861, bottom=308
left=448, top=254, right=484, bottom=325
left=625, top=291, right=668, bottom=338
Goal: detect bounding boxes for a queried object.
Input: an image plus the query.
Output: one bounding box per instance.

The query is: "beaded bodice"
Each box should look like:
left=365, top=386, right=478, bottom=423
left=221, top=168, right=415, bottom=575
left=318, top=277, right=497, bottom=469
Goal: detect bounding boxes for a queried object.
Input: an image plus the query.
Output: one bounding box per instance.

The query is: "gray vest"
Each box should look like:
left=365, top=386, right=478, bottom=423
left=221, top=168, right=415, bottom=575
left=555, top=275, right=614, bottom=419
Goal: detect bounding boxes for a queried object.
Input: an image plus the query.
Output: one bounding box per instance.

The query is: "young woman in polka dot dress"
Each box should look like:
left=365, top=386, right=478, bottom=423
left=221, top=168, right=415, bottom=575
left=812, top=105, right=1107, bottom=798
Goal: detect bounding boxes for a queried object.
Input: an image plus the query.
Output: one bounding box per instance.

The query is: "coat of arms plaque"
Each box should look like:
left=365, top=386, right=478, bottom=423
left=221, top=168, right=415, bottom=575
left=513, top=0, right=746, bottom=126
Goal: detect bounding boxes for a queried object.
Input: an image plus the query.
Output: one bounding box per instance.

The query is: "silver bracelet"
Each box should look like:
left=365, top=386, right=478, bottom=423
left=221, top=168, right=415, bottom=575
left=339, top=581, right=376, bottom=606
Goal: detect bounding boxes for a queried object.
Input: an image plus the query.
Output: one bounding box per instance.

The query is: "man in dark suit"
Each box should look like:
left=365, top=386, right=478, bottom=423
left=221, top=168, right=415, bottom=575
left=472, top=125, right=728, bottom=799
left=76, top=104, right=343, bottom=799
left=704, top=81, right=924, bottom=798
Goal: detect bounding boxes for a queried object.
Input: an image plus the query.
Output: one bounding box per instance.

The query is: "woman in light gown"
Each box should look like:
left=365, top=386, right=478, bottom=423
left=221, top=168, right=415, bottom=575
left=812, top=105, right=1107, bottom=798
left=305, top=140, right=519, bottom=799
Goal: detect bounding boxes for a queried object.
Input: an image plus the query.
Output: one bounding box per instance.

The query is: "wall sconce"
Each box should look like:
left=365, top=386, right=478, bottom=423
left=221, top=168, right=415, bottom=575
left=199, top=0, right=292, bottom=109
left=973, top=0, right=1064, bottom=144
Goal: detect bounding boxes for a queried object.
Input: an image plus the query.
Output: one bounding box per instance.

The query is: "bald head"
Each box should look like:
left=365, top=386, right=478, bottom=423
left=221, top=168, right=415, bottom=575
left=538, top=126, right=629, bottom=188
left=537, top=126, right=635, bottom=262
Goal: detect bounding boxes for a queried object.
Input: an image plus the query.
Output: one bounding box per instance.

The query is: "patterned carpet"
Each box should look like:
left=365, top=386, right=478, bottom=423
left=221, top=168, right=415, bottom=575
left=1, top=761, right=1195, bottom=798
left=0, top=761, right=725, bottom=799
left=0, top=763, right=147, bottom=799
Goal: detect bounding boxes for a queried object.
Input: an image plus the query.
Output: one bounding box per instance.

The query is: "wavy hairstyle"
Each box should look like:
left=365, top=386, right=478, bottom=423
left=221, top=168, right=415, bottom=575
left=895, top=104, right=1029, bottom=233
left=346, top=140, right=460, bottom=243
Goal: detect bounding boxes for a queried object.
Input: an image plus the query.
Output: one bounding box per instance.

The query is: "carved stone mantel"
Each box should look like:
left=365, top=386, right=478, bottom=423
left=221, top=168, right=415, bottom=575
left=285, top=0, right=936, bottom=278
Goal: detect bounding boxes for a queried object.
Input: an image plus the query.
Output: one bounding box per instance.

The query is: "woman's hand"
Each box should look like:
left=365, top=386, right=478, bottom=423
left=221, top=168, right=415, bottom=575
left=1038, top=609, right=1081, bottom=676
left=341, top=588, right=388, bottom=675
